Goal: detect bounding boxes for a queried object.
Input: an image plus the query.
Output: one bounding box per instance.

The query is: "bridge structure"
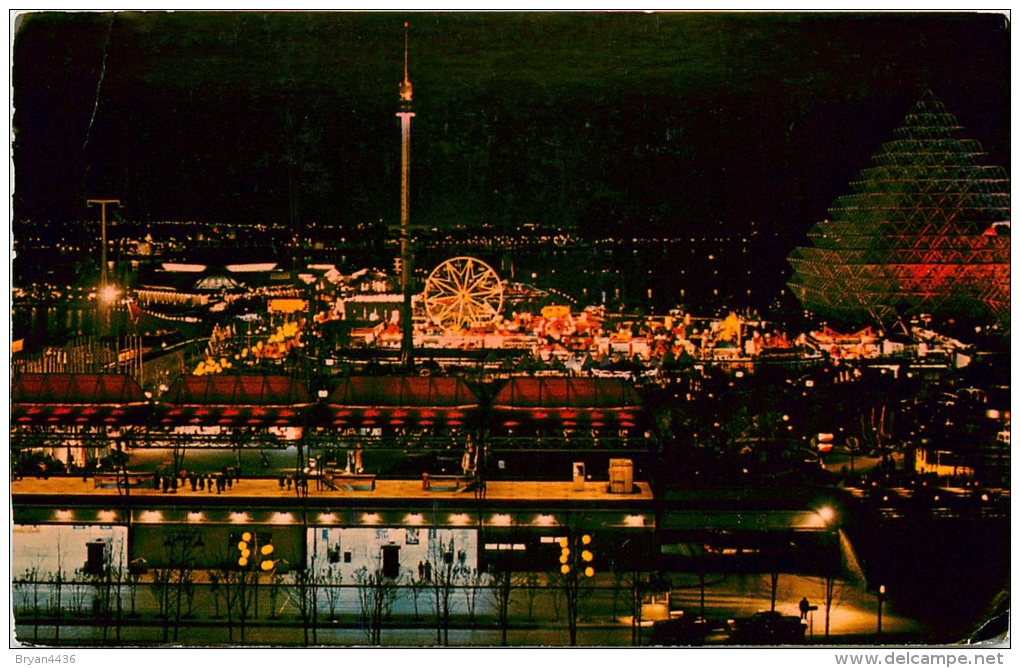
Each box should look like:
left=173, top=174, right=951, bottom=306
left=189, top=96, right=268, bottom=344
left=10, top=371, right=844, bottom=578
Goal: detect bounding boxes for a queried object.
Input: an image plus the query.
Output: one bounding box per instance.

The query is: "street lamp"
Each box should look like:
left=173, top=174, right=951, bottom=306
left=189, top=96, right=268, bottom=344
left=816, top=505, right=841, bottom=638
left=100, top=284, right=120, bottom=304
left=558, top=533, right=595, bottom=578
left=877, top=584, right=886, bottom=638
left=87, top=198, right=121, bottom=339
left=234, top=530, right=279, bottom=620
left=87, top=198, right=121, bottom=290
left=558, top=533, right=595, bottom=645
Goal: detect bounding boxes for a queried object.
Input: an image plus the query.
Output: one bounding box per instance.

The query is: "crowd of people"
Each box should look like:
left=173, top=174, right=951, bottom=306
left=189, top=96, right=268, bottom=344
left=158, top=465, right=241, bottom=494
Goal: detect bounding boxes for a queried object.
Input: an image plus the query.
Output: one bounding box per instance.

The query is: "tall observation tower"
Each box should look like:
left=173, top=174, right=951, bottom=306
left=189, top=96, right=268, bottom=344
left=397, top=22, right=416, bottom=366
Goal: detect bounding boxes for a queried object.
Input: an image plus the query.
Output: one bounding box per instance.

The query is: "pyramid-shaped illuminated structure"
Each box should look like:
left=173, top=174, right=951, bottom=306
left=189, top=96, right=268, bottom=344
left=788, top=91, right=1010, bottom=328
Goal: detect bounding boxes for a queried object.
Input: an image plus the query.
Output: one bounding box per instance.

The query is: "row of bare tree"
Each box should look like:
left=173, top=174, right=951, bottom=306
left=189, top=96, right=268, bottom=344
left=14, top=530, right=851, bottom=647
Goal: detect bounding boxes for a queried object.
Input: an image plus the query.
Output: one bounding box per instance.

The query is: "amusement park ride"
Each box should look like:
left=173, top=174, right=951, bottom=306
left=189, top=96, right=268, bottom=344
left=422, top=256, right=506, bottom=332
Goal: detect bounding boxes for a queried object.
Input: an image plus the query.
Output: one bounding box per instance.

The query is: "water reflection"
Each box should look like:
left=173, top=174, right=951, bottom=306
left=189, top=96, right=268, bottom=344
left=13, top=303, right=129, bottom=353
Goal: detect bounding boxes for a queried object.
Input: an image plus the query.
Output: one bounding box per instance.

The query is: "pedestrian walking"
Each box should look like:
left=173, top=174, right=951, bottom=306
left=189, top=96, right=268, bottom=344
left=799, top=597, right=811, bottom=621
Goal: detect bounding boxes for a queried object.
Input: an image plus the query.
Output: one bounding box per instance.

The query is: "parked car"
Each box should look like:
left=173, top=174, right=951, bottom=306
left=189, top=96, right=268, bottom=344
left=728, top=611, right=807, bottom=645
left=650, top=616, right=711, bottom=646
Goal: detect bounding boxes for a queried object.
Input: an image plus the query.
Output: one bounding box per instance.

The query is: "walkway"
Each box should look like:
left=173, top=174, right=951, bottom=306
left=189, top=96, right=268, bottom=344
left=12, top=475, right=654, bottom=503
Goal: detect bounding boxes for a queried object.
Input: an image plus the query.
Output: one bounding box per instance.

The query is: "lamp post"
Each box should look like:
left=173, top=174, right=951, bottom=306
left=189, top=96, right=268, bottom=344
left=87, top=199, right=120, bottom=290
left=877, top=584, right=886, bottom=639
left=235, top=530, right=278, bottom=624
left=558, top=532, right=595, bottom=646
left=87, top=198, right=121, bottom=340
left=816, top=504, right=839, bottom=639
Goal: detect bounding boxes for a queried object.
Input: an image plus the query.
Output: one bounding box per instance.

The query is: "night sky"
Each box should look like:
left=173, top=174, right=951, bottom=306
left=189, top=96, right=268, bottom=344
left=12, top=11, right=1010, bottom=242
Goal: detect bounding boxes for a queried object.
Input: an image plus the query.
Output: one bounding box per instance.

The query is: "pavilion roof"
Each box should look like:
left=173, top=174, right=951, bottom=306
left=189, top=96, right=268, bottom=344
left=327, top=376, right=479, bottom=408
left=13, top=373, right=148, bottom=404
left=492, top=377, right=643, bottom=410
left=490, top=377, right=644, bottom=431
left=324, top=376, right=479, bottom=429
left=158, top=374, right=312, bottom=426
left=11, top=373, right=149, bottom=425
left=162, top=374, right=312, bottom=406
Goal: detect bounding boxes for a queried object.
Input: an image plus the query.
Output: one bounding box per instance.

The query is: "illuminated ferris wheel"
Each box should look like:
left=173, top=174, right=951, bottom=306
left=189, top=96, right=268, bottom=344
left=422, top=256, right=504, bottom=331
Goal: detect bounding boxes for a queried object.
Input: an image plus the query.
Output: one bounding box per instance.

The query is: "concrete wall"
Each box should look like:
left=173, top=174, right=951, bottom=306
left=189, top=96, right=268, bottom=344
left=131, top=524, right=306, bottom=570
left=13, top=524, right=127, bottom=578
